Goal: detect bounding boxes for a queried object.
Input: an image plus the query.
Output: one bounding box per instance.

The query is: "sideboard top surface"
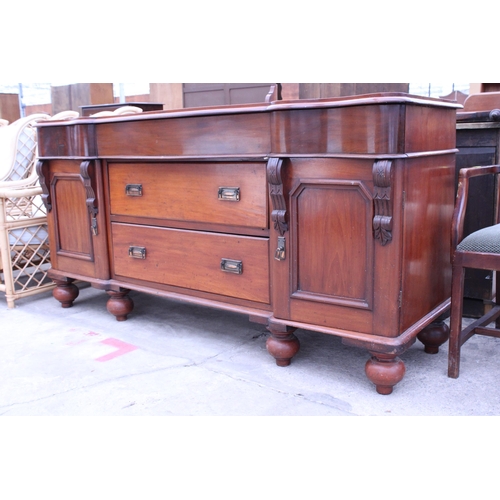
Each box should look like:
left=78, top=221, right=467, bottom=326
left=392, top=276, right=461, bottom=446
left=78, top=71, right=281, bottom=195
left=36, top=93, right=460, bottom=159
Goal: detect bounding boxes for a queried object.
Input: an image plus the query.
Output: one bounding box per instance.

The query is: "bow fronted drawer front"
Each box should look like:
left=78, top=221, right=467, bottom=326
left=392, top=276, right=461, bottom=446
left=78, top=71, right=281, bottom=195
left=108, top=162, right=268, bottom=230
left=111, top=223, right=270, bottom=304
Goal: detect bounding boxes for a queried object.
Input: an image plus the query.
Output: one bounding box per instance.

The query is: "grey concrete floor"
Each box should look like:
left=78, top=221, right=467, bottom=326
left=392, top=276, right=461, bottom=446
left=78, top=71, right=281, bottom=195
left=1, top=283, right=500, bottom=416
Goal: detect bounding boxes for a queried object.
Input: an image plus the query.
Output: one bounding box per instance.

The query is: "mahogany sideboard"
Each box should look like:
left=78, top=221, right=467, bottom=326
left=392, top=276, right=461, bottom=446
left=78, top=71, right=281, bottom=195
left=36, top=93, right=460, bottom=394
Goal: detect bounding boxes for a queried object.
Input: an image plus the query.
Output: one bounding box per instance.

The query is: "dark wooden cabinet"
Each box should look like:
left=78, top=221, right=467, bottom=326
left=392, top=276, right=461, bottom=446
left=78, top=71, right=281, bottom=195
left=36, top=93, right=460, bottom=394
left=182, top=83, right=276, bottom=107
left=456, top=112, right=500, bottom=316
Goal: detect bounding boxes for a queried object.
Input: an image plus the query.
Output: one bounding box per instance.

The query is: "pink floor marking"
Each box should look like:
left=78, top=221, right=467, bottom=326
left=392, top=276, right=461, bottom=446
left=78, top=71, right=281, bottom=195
left=95, top=338, right=138, bottom=362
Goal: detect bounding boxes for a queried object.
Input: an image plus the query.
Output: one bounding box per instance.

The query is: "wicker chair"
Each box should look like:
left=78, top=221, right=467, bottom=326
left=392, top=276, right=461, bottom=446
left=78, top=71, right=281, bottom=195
left=0, top=111, right=78, bottom=307
left=90, top=105, right=144, bottom=118
left=448, top=164, right=500, bottom=377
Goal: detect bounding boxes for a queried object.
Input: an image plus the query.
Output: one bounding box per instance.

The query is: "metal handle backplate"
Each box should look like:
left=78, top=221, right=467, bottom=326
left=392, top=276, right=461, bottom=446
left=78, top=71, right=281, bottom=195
left=129, top=246, right=146, bottom=259
left=220, top=258, right=243, bottom=274
left=218, top=187, right=240, bottom=202
left=125, top=184, right=143, bottom=196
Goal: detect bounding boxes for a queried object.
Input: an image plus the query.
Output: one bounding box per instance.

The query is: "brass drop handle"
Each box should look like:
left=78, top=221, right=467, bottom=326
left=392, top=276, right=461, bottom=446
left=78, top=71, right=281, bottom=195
left=91, top=214, right=98, bottom=236
left=129, top=246, right=146, bottom=259
left=275, top=236, right=286, bottom=261
left=220, top=258, right=243, bottom=274
left=125, top=184, right=143, bottom=196
left=218, top=187, right=240, bottom=202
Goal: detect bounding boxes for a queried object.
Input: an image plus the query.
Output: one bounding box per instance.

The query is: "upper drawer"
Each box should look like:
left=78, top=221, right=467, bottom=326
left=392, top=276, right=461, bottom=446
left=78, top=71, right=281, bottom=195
left=108, top=162, right=268, bottom=230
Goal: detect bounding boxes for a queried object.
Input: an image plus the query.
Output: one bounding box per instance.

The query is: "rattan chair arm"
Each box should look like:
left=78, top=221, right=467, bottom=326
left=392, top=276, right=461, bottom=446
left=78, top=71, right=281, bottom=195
left=0, top=170, right=40, bottom=190
left=0, top=185, right=42, bottom=198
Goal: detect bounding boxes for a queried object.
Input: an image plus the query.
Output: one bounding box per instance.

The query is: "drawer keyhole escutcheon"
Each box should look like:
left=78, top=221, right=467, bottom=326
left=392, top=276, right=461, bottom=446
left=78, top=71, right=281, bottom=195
left=129, top=246, right=146, bottom=259
left=220, top=258, right=243, bottom=274
left=218, top=187, right=240, bottom=202
left=125, top=184, right=143, bottom=196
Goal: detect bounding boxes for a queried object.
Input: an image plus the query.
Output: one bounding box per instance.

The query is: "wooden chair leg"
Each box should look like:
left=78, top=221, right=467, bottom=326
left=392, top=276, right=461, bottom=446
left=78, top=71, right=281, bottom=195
left=448, top=264, right=465, bottom=378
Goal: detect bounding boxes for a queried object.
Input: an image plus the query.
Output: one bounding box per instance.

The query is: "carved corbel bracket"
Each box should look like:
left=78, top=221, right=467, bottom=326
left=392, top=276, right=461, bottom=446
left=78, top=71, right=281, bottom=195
left=267, top=157, right=288, bottom=236
left=267, top=157, right=288, bottom=261
left=35, top=160, right=52, bottom=211
left=80, top=160, right=99, bottom=235
left=372, top=160, right=394, bottom=246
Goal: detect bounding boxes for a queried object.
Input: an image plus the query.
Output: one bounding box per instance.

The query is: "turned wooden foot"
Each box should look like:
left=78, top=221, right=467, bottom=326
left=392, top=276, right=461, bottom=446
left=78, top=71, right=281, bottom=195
left=365, top=352, right=406, bottom=395
left=266, top=324, right=300, bottom=367
left=106, top=289, right=134, bottom=321
left=417, top=319, right=450, bottom=354
left=52, top=279, right=79, bottom=308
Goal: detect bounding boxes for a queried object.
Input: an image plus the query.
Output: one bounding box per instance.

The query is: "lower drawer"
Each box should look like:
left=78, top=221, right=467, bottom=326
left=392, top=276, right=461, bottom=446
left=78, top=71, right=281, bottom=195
left=111, top=223, right=270, bottom=304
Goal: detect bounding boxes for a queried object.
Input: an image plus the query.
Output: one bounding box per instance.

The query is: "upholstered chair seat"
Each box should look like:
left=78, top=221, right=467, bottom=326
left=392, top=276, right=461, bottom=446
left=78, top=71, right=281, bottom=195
left=456, top=223, right=500, bottom=254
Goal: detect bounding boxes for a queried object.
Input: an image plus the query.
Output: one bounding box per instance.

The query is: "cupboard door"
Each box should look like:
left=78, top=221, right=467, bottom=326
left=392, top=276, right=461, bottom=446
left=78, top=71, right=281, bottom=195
left=53, top=173, right=93, bottom=256
left=47, top=160, right=109, bottom=279
left=291, top=179, right=374, bottom=310
left=273, top=158, right=403, bottom=337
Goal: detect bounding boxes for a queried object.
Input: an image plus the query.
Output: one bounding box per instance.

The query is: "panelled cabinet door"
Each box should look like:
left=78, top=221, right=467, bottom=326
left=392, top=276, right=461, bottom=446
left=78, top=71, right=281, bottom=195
left=272, top=158, right=403, bottom=338
left=291, top=178, right=374, bottom=311
left=45, top=159, right=110, bottom=279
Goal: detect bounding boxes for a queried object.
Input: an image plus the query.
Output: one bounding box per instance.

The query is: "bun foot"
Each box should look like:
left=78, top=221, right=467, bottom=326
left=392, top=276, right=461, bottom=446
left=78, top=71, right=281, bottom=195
left=266, top=324, right=300, bottom=366
left=365, top=352, right=406, bottom=395
left=417, top=319, right=450, bottom=354
left=106, top=289, right=134, bottom=321
left=53, top=279, right=79, bottom=308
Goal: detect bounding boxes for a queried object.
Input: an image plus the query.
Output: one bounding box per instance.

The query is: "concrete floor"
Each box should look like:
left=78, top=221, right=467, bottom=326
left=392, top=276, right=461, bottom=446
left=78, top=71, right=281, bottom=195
left=1, top=283, right=500, bottom=416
